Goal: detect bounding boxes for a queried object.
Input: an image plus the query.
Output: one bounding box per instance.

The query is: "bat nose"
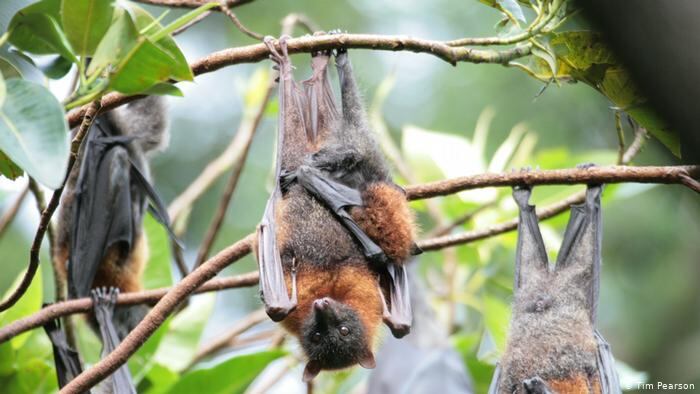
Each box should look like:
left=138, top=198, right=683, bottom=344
left=313, top=298, right=331, bottom=312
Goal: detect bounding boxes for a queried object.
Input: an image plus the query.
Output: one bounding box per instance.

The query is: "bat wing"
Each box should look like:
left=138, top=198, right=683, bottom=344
left=92, top=288, right=136, bottom=394
left=555, top=184, right=602, bottom=320
left=43, top=319, right=84, bottom=389
left=258, top=191, right=297, bottom=322
left=256, top=37, right=310, bottom=322
left=68, top=119, right=144, bottom=299
left=487, top=364, right=501, bottom=394
left=594, top=330, right=621, bottom=394
left=379, top=263, right=412, bottom=338
left=303, top=52, right=338, bottom=143
left=292, top=165, right=386, bottom=262
left=512, top=186, right=549, bottom=292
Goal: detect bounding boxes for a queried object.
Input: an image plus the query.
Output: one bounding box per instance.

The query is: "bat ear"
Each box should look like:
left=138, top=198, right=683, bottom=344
left=358, top=350, right=376, bottom=369
left=302, top=360, right=321, bottom=382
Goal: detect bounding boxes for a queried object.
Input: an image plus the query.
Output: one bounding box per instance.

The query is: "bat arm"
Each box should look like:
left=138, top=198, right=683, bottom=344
left=91, top=288, right=137, bottom=394
left=258, top=195, right=297, bottom=322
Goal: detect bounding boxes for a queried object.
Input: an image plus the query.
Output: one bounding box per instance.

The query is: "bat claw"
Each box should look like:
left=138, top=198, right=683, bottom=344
left=576, top=162, right=597, bottom=170
left=383, top=317, right=411, bottom=338
left=265, top=303, right=296, bottom=322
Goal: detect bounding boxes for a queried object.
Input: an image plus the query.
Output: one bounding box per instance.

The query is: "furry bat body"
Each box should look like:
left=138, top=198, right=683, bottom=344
left=489, top=181, right=620, bottom=394
left=255, top=35, right=419, bottom=382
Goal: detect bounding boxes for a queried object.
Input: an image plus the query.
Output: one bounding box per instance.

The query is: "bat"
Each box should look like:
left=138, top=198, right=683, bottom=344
left=53, top=97, right=175, bottom=390
left=488, top=179, right=621, bottom=394
left=255, top=34, right=420, bottom=382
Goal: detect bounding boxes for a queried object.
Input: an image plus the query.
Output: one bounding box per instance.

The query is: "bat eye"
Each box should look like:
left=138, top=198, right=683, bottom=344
left=313, top=332, right=322, bottom=342
left=339, top=326, right=350, bottom=336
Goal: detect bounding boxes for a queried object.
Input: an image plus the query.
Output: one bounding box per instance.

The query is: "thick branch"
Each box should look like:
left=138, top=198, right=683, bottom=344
left=0, top=271, right=258, bottom=344
left=60, top=234, right=255, bottom=393
left=406, top=165, right=700, bottom=200
left=66, top=34, right=531, bottom=127
left=0, top=102, right=100, bottom=312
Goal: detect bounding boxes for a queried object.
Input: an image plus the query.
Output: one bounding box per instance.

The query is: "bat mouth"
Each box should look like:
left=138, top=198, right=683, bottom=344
left=313, top=297, right=340, bottom=324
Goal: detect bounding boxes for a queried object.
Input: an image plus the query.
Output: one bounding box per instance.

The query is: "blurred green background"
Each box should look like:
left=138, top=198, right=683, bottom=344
left=0, top=1, right=698, bottom=393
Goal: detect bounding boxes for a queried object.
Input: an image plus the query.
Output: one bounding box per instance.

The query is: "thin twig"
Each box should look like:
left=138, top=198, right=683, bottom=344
left=66, top=34, right=533, bottom=127
left=615, top=111, right=626, bottom=165
left=426, top=201, right=496, bottom=238
left=405, top=165, right=700, bottom=200
left=172, top=10, right=213, bottom=35
left=27, top=178, right=62, bottom=302
left=420, top=127, right=650, bottom=251
left=0, top=271, right=259, bottom=344
left=0, top=101, right=100, bottom=312
left=133, top=0, right=254, bottom=10
left=193, top=80, right=274, bottom=268
left=220, top=0, right=263, bottom=40
left=187, top=308, right=267, bottom=368
left=0, top=183, right=29, bottom=239
left=60, top=234, right=255, bottom=393
left=446, top=0, right=564, bottom=47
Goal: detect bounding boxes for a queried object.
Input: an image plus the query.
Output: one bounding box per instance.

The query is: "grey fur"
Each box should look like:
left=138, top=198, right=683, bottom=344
left=493, top=185, right=621, bottom=394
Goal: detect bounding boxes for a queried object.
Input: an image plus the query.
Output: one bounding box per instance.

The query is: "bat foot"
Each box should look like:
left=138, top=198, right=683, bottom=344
left=265, top=303, right=296, bottom=322
left=264, top=36, right=291, bottom=69
left=576, top=162, right=597, bottom=170
left=327, top=29, right=348, bottom=57
left=383, top=316, right=411, bottom=338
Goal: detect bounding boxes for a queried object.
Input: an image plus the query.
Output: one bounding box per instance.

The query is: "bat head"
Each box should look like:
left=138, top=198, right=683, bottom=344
left=300, top=297, right=375, bottom=382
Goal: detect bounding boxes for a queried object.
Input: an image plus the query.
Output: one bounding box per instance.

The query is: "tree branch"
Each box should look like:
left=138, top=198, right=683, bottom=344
left=133, top=0, right=254, bottom=10
left=0, top=271, right=258, bottom=344
left=60, top=233, right=255, bottom=393
left=66, top=34, right=532, bottom=127
left=0, top=183, right=29, bottom=239
left=220, top=1, right=263, bottom=40
left=0, top=102, right=100, bottom=313
left=405, top=165, right=700, bottom=200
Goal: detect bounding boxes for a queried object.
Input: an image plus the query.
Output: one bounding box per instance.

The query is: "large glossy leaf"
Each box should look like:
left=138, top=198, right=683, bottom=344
left=8, top=0, right=76, bottom=62
left=167, top=351, right=285, bottom=394
left=89, top=9, right=191, bottom=95
left=0, top=79, right=69, bottom=189
left=60, top=0, right=115, bottom=56
left=125, top=3, right=193, bottom=81
left=0, top=268, right=43, bottom=348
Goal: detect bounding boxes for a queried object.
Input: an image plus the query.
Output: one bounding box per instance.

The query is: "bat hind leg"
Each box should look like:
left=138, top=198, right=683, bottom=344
left=91, top=287, right=137, bottom=394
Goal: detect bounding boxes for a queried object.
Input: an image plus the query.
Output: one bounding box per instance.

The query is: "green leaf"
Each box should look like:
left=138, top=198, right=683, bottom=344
left=153, top=293, right=215, bottom=372
left=142, top=213, right=174, bottom=290
left=481, top=295, right=511, bottom=354
left=167, top=351, right=285, bottom=394
left=37, top=55, right=73, bottom=79
left=147, top=2, right=218, bottom=42
left=141, top=83, right=183, bottom=97
left=60, top=0, right=115, bottom=56
left=140, top=363, right=178, bottom=394
left=124, top=4, right=193, bottom=82
left=0, top=58, right=22, bottom=79
left=0, top=79, right=69, bottom=189
left=89, top=8, right=192, bottom=95
left=0, top=268, right=43, bottom=348
left=627, top=105, right=680, bottom=158
left=0, top=151, right=23, bottom=180
left=129, top=316, right=173, bottom=385
left=8, top=0, right=76, bottom=62
left=550, top=31, right=616, bottom=71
